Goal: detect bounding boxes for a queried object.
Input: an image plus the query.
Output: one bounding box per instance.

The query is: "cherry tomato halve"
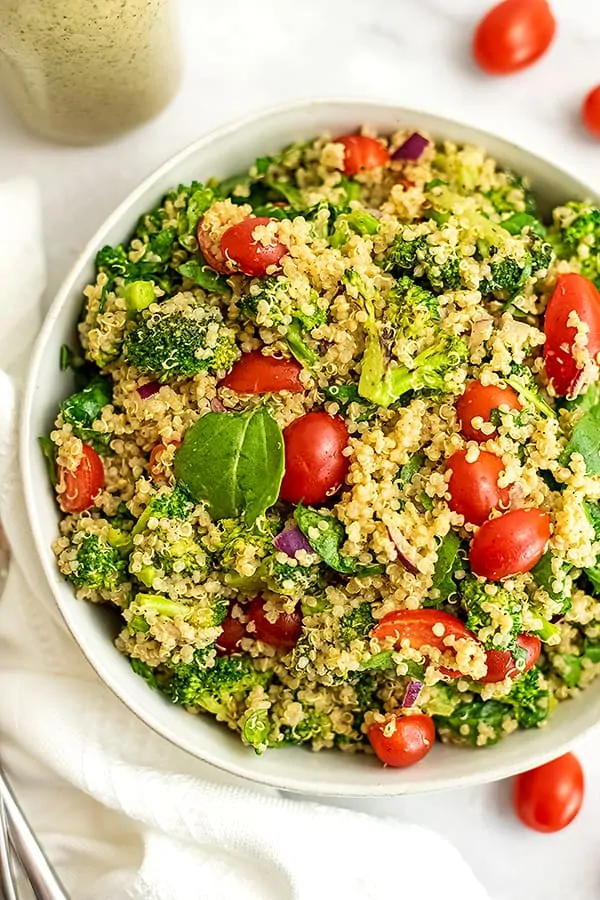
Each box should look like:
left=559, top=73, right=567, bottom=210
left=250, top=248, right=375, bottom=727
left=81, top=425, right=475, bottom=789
left=473, top=0, right=556, bottom=76
left=149, top=440, right=181, bottom=484
left=220, top=351, right=303, bottom=394
left=279, top=412, right=349, bottom=505
left=469, top=508, right=550, bottom=581
left=582, top=85, right=600, bottom=140
left=480, top=633, right=541, bottom=683
left=58, top=443, right=105, bottom=514
left=514, top=753, right=584, bottom=833
left=446, top=449, right=510, bottom=526
left=216, top=607, right=246, bottom=655
left=220, top=217, right=287, bottom=277
left=247, top=597, right=302, bottom=650
left=456, top=380, right=521, bottom=442
left=197, top=218, right=230, bottom=275
left=367, top=713, right=435, bottom=768
left=372, top=609, right=476, bottom=678
left=544, top=273, right=600, bottom=397
left=335, top=134, right=390, bottom=176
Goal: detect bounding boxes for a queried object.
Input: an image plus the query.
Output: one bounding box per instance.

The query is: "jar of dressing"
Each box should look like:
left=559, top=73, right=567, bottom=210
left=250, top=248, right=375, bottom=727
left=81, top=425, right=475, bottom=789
left=0, top=0, right=181, bottom=144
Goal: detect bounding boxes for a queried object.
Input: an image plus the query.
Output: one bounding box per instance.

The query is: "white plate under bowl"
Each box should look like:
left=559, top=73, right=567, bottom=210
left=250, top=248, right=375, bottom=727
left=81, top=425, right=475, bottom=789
left=21, top=100, right=600, bottom=796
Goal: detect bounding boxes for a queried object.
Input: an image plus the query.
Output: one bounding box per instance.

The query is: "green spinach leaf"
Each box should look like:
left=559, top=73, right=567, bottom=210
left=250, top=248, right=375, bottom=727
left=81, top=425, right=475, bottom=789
left=174, top=406, right=284, bottom=526
left=561, top=403, right=600, bottom=474
left=38, top=436, right=57, bottom=487
left=531, top=551, right=572, bottom=612
left=178, top=259, right=231, bottom=295
left=295, top=505, right=384, bottom=577
left=426, top=532, right=463, bottom=606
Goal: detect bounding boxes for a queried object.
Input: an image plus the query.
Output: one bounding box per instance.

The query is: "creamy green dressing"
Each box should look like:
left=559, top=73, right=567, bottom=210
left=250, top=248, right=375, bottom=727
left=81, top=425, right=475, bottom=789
left=0, top=0, right=181, bottom=144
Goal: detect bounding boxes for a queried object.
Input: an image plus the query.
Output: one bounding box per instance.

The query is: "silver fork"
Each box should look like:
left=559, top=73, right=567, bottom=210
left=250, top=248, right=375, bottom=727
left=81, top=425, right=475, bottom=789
left=0, top=526, right=70, bottom=900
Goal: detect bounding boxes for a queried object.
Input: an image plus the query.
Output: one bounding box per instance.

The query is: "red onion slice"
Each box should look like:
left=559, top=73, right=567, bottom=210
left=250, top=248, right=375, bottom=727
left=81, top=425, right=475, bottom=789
left=391, top=132, right=429, bottom=162
left=137, top=380, right=161, bottom=399
left=211, top=397, right=226, bottom=412
left=387, top=525, right=421, bottom=575
left=273, top=524, right=313, bottom=557
left=402, top=679, right=424, bottom=708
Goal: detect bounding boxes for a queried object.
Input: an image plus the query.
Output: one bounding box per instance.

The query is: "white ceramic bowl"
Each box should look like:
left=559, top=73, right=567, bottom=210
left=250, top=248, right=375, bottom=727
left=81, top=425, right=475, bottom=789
left=21, top=100, right=600, bottom=797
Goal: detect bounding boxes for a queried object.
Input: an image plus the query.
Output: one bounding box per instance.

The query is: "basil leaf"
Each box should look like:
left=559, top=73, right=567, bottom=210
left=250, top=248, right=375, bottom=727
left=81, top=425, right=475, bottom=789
left=178, top=259, right=231, bottom=295
left=426, top=532, right=463, bottom=606
left=562, top=403, right=600, bottom=474
left=295, top=505, right=384, bottom=577
left=174, top=407, right=284, bottom=526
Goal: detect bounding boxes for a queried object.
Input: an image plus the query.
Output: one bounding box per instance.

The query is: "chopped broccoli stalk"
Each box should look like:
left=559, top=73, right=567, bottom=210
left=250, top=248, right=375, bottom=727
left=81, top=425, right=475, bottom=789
left=107, top=526, right=134, bottom=556
left=70, top=533, right=127, bottom=592
left=339, top=602, right=375, bottom=645
left=505, top=363, right=556, bottom=419
left=330, top=209, right=380, bottom=248
left=461, top=577, right=523, bottom=652
left=120, top=280, right=156, bottom=316
left=166, top=652, right=269, bottom=713
left=134, top=593, right=191, bottom=618
left=124, top=304, right=239, bottom=381
left=240, top=708, right=272, bottom=754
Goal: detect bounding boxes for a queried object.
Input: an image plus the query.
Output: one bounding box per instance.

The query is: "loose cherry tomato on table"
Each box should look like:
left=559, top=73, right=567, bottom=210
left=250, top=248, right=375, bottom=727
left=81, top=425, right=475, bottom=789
left=480, top=633, right=541, bottom=683
left=216, top=607, right=246, bottom=655
left=446, top=449, right=510, bottom=526
left=220, top=217, right=287, bottom=277
left=367, top=713, right=435, bottom=767
left=456, top=380, right=521, bottom=442
left=246, top=597, right=302, bottom=651
left=279, top=412, right=349, bottom=505
left=335, top=134, right=390, bottom=176
left=57, top=443, right=104, bottom=514
left=372, top=609, right=476, bottom=678
left=473, top=0, right=556, bottom=76
left=514, top=753, right=584, bottom=833
left=220, top=351, right=303, bottom=394
left=149, top=440, right=181, bottom=483
left=469, top=508, right=551, bottom=581
left=197, top=218, right=230, bottom=275
left=544, top=273, right=600, bottom=397
left=582, top=85, right=600, bottom=139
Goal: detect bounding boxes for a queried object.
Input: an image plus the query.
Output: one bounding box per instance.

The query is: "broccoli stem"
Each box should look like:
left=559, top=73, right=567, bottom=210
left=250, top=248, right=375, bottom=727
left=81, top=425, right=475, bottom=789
left=505, top=374, right=556, bottom=419
left=135, top=593, right=190, bottom=618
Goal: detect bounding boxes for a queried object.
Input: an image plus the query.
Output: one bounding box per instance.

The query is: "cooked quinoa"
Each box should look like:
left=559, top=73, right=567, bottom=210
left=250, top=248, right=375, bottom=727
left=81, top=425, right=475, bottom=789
left=46, top=128, right=600, bottom=763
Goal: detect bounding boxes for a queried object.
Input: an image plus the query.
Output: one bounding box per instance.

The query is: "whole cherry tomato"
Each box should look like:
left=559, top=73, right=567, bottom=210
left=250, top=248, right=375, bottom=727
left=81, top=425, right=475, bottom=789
left=446, top=449, right=510, bottom=526
left=456, top=380, right=521, bottom=442
left=514, top=753, right=584, bottom=833
left=335, top=134, right=390, bottom=176
left=544, top=273, right=600, bottom=397
left=473, top=0, right=556, bottom=75
left=480, top=633, right=541, bottom=683
left=57, top=443, right=104, bottom=513
left=246, top=597, right=302, bottom=650
left=372, top=609, right=476, bottom=678
left=582, top=85, right=600, bottom=139
left=279, top=412, right=349, bottom=505
left=197, top=218, right=230, bottom=274
left=367, top=713, right=435, bottom=768
left=216, top=607, right=246, bottom=655
left=220, top=351, right=303, bottom=394
left=149, top=440, right=181, bottom=483
left=469, top=508, right=551, bottom=581
left=220, top=217, right=287, bottom=277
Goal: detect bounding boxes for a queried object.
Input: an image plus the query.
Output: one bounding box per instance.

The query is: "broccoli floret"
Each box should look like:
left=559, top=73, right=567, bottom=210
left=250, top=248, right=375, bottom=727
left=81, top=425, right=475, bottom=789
left=70, top=533, right=127, bottom=592
left=132, top=484, right=194, bottom=537
left=435, top=698, right=513, bottom=746
left=278, top=706, right=334, bottom=746
left=97, top=227, right=177, bottom=294
left=385, top=234, right=462, bottom=293
left=480, top=238, right=553, bottom=299
left=339, top=602, right=375, bottom=645
left=215, top=517, right=273, bottom=591
left=505, top=667, right=550, bottom=728
left=505, top=363, right=556, bottom=419
left=166, top=652, right=269, bottom=714
left=239, top=277, right=326, bottom=370
left=461, top=577, right=524, bottom=652
left=261, top=553, right=323, bottom=597
left=486, top=170, right=536, bottom=216
left=387, top=276, right=439, bottom=337
left=531, top=551, right=572, bottom=616
left=549, top=202, right=600, bottom=289
left=344, top=270, right=467, bottom=408
left=124, top=301, right=239, bottom=380
left=330, top=209, right=380, bottom=248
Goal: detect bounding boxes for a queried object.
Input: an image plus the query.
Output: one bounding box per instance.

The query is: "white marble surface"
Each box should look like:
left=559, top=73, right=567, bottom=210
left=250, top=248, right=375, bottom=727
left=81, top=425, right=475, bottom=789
left=1, top=0, right=600, bottom=897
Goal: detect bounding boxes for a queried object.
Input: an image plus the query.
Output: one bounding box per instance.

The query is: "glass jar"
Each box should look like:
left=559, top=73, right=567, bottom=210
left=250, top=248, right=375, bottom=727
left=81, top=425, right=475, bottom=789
left=0, top=0, right=181, bottom=145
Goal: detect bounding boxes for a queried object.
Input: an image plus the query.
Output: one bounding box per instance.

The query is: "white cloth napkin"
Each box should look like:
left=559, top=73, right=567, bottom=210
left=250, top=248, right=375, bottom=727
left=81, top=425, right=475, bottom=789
left=0, top=176, right=490, bottom=900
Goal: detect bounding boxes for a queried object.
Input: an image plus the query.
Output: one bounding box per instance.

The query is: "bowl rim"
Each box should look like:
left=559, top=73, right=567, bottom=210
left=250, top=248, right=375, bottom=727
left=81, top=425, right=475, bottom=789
left=20, top=98, right=600, bottom=797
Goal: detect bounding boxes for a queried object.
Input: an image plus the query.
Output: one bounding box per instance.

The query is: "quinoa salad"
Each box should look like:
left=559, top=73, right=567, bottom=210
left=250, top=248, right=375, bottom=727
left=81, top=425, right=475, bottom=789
left=44, top=128, right=600, bottom=766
